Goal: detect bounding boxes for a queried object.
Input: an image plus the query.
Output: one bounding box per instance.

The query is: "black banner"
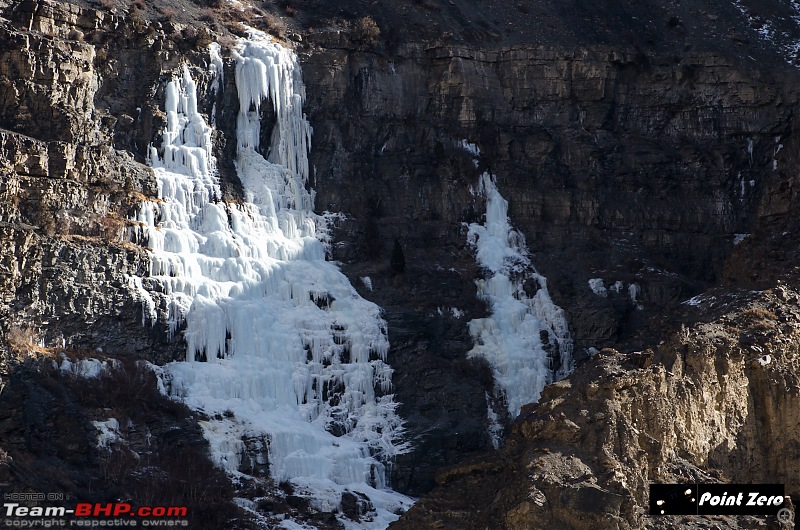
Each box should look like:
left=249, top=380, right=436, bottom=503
left=650, top=483, right=785, bottom=516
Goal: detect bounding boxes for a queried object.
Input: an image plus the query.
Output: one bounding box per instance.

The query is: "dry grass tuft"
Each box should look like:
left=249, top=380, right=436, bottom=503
left=4, top=324, right=54, bottom=358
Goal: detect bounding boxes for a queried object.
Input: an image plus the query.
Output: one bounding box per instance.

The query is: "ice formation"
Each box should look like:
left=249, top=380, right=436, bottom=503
left=59, top=356, right=117, bottom=378
left=628, top=283, right=641, bottom=303
left=588, top=278, right=607, bottom=297
left=467, top=172, right=573, bottom=418
left=92, top=418, right=121, bottom=450
left=360, top=276, right=373, bottom=292
left=131, top=34, right=410, bottom=527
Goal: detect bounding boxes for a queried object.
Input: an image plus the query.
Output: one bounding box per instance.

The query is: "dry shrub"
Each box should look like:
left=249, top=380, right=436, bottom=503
left=2, top=358, right=249, bottom=528
left=157, top=6, right=178, bottom=20
left=125, top=189, right=162, bottom=205
left=740, top=307, right=776, bottom=333
left=263, top=13, right=288, bottom=39
left=62, top=358, right=189, bottom=430
left=95, top=213, right=126, bottom=240
left=353, top=16, right=380, bottom=48
left=202, top=2, right=286, bottom=39
left=280, top=0, right=296, bottom=17
left=216, top=33, right=238, bottom=49
left=59, top=359, right=247, bottom=527
left=127, top=5, right=147, bottom=32
left=199, top=7, right=220, bottom=25
left=226, top=20, right=249, bottom=37
left=178, top=26, right=214, bottom=49
left=742, top=307, right=776, bottom=321
left=5, top=324, right=43, bottom=356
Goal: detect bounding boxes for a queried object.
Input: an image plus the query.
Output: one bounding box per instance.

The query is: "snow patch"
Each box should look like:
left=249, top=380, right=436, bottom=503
left=628, top=283, right=642, bottom=308
left=360, top=276, right=373, bottom=291
left=457, top=139, right=480, bottom=168
left=457, top=139, right=480, bottom=158
left=682, top=293, right=717, bottom=307
left=59, top=356, right=116, bottom=378
left=486, top=394, right=503, bottom=450
left=732, top=0, right=800, bottom=67
left=773, top=137, right=783, bottom=171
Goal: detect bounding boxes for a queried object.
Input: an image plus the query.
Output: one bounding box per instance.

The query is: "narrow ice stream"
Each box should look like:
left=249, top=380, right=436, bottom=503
left=463, top=148, right=574, bottom=419
left=131, top=34, right=410, bottom=528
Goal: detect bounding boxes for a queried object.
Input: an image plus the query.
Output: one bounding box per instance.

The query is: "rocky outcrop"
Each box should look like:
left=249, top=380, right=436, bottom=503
left=390, top=287, right=800, bottom=529
left=0, top=357, right=252, bottom=528
left=303, top=37, right=800, bottom=350
left=0, top=0, right=226, bottom=360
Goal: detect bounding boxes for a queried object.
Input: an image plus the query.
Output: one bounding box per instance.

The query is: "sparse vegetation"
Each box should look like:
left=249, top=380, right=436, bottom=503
left=126, top=2, right=147, bottom=32
left=740, top=307, right=776, bottom=332
left=174, top=26, right=214, bottom=49
left=157, top=6, right=178, bottom=20
left=94, top=212, right=126, bottom=240
left=279, top=0, right=297, bottom=17
left=353, top=16, right=381, bottom=48
left=741, top=307, right=776, bottom=321
left=4, top=324, right=43, bottom=356
left=0, top=358, right=253, bottom=528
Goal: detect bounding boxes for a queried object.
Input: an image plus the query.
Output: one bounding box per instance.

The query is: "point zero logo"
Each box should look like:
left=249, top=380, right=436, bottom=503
left=650, top=484, right=787, bottom=516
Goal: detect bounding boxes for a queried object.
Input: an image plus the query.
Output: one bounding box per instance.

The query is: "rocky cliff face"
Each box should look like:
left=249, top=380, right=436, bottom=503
left=0, top=0, right=210, bottom=360
left=389, top=285, right=800, bottom=529
left=300, top=24, right=800, bottom=496
left=0, top=2, right=256, bottom=527
left=1, top=0, right=800, bottom=528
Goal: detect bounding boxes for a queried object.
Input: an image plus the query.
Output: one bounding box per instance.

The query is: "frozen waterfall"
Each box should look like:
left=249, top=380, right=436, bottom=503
left=466, top=169, right=574, bottom=419
left=131, top=33, right=411, bottom=528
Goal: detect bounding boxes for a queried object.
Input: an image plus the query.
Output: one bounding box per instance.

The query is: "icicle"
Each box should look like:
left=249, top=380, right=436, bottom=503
left=128, top=36, right=411, bottom=527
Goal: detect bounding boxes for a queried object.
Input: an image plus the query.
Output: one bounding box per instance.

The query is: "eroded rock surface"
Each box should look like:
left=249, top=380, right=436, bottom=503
left=390, top=287, right=800, bottom=529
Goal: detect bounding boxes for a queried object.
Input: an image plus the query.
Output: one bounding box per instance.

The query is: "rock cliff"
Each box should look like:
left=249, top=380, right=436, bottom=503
left=0, top=0, right=799, bottom=528
left=301, top=13, right=800, bottom=497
